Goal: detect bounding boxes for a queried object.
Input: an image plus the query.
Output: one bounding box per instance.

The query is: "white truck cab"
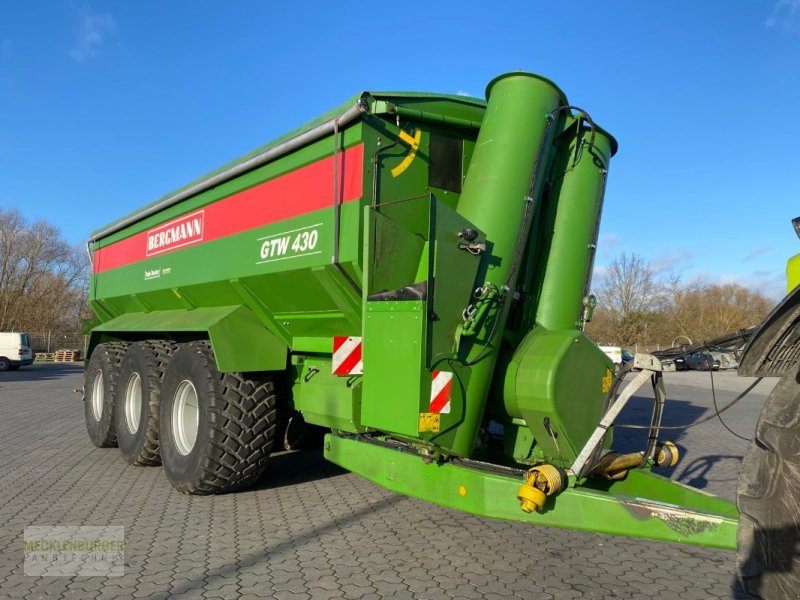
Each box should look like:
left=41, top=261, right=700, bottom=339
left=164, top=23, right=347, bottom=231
left=0, top=332, right=34, bottom=371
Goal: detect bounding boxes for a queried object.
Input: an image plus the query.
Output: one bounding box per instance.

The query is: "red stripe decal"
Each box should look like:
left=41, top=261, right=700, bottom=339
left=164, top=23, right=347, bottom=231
left=93, top=143, right=364, bottom=274
left=332, top=336, right=347, bottom=353
left=333, top=341, right=362, bottom=376
left=429, top=373, right=453, bottom=414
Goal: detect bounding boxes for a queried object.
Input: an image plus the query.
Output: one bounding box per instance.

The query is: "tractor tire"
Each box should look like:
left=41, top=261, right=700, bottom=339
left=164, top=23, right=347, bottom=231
left=736, top=370, right=800, bottom=599
left=115, top=341, right=175, bottom=466
left=84, top=342, right=129, bottom=448
left=158, top=341, right=277, bottom=494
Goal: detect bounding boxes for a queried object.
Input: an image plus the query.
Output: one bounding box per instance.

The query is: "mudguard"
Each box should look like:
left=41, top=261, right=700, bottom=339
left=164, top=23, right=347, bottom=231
left=88, top=305, right=288, bottom=372
left=738, top=285, right=800, bottom=377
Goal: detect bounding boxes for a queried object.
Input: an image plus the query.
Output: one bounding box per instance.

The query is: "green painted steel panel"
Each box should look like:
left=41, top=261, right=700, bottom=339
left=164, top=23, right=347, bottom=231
left=292, top=357, right=367, bottom=433
left=361, top=301, right=427, bottom=437
left=428, top=200, right=482, bottom=366
left=503, top=327, right=612, bottom=464
left=91, top=305, right=287, bottom=371
left=325, top=434, right=738, bottom=550
left=364, top=207, right=426, bottom=298
left=90, top=102, right=480, bottom=367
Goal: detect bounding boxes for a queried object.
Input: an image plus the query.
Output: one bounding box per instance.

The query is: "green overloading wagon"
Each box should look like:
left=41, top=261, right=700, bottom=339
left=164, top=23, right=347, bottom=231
left=85, top=72, right=753, bottom=564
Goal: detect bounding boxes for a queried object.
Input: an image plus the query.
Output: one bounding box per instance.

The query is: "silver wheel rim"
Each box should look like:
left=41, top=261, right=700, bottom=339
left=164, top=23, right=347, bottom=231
left=91, top=370, right=104, bottom=421
left=172, top=380, right=199, bottom=455
left=124, top=372, right=142, bottom=434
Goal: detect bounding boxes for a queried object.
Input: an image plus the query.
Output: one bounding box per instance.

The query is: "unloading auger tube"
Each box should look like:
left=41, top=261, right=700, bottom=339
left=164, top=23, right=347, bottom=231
left=84, top=71, right=756, bottom=582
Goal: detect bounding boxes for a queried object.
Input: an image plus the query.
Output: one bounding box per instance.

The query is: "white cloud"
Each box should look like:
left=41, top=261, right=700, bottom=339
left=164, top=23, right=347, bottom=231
left=651, top=249, right=693, bottom=275
left=765, top=0, right=800, bottom=30
left=455, top=90, right=472, bottom=97
left=597, top=232, right=622, bottom=258
left=743, top=245, right=775, bottom=261
left=589, top=264, right=608, bottom=290
left=69, top=5, right=116, bottom=62
left=718, top=271, right=786, bottom=301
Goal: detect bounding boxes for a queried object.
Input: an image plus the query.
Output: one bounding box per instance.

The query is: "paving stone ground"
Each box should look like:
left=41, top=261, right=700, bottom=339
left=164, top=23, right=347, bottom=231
left=0, top=364, right=777, bottom=599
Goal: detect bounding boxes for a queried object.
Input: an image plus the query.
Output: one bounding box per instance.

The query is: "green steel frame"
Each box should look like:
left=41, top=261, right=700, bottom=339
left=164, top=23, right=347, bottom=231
left=325, top=435, right=737, bottom=550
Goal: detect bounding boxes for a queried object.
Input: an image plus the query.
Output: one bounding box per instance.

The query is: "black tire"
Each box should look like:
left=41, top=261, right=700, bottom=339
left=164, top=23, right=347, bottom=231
left=158, top=341, right=278, bottom=494
left=736, top=371, right=800, bottom=599
left=115, top=341, right=175, bottom=466
left=0, top=357, right=10, bottom=371
left=84, top=342, right=129, bottom=448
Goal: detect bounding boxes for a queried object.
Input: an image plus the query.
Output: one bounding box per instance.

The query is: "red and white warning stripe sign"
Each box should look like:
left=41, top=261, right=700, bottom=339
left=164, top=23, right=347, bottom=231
left=429, top=370, right=453, bottom=414
left=332, top=336, right=363, bottom=376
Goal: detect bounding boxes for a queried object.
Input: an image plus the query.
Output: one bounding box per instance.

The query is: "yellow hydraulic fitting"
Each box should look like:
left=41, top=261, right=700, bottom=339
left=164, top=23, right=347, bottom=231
left=517, top=464, right=564, bottom=513
left=517, top=483, right=546, bottom=513
left=588, top=452, right=644, bottom=480
left=655, top=441, right=679, bottom=467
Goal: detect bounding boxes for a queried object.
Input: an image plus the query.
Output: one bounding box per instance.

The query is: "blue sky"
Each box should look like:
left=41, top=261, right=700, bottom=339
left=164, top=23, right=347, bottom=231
left=1, top=1, right=799, bottom=299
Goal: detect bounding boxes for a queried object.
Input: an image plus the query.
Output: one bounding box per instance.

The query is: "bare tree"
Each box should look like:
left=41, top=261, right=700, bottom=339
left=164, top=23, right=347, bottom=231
left=587, top=252, right=775, bottom=347
left=589, top=253, right=665, bottom=346
left=664, top=280, right=772, bottom=342
left=0, top=207, right=89, bottom=333
left=0, top=208, right=26, bottom=328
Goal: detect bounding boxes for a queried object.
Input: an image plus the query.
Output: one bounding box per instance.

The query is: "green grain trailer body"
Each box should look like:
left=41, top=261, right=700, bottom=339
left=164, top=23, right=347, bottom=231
left=84, top=72, right=741, bottom=553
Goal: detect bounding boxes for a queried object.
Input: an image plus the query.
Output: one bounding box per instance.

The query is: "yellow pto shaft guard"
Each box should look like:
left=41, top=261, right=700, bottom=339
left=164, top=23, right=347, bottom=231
left=517, top=464, right=564, bottom=513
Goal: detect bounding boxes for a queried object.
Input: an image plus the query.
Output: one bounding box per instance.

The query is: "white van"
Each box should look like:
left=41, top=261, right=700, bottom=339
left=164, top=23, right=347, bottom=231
left=599, top=345, right=623, bottom=365
left=0, top=332, right=34, bottom=371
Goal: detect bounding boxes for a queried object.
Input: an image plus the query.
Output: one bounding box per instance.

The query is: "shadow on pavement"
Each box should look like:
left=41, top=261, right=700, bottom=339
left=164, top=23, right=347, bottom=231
left=148, top=494, right=404, bottom=600
left=614, top=394, right=707, bottom=449
left=677, top=454, right=742, bottom=490
left=612, top=395, right=746, bottom=487
left=0, top=363, right=83, bottom=383
left=252, top=448, right=347, bottom=490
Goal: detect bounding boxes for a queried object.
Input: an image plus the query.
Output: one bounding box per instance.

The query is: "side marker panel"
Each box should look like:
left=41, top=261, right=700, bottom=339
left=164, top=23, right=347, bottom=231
left=332, top=336, right=363, bottom=375
left=429, top=370, right=453, bottom=414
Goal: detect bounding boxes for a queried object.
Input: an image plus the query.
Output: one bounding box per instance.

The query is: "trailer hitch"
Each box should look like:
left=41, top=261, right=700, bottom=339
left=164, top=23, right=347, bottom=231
left=568, top=353, right=669, bottom=481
